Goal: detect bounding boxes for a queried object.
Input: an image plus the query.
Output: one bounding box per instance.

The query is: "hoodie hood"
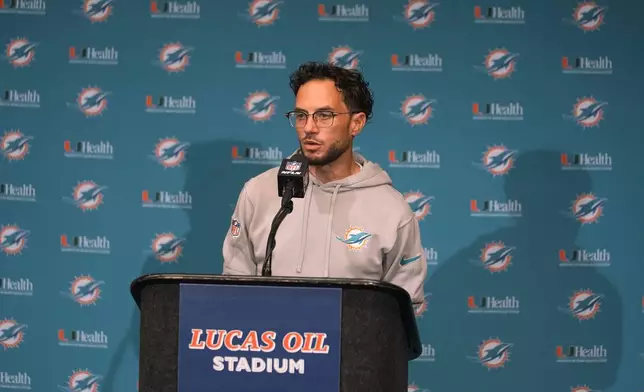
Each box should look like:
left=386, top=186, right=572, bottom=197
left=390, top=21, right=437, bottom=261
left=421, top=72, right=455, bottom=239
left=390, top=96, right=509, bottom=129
left=289, top=149, right=393, bottom=193
left=288, top=149, right=393, bottom=275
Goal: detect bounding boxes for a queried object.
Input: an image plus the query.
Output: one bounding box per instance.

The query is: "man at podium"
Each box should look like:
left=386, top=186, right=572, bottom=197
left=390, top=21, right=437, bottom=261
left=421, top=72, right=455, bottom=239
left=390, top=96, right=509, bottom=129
left=222, top=61, right=427, bottom=308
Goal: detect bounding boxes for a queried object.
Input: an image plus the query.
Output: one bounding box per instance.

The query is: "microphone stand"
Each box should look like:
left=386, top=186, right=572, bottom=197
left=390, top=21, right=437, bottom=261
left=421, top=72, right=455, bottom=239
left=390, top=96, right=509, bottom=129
left=261, top=183, right=295, bottom=277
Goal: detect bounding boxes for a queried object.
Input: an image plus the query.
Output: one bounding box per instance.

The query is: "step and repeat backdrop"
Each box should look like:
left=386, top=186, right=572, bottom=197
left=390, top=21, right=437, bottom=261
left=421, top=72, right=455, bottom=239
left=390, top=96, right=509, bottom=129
left=1, top=0, right=642, bottom=391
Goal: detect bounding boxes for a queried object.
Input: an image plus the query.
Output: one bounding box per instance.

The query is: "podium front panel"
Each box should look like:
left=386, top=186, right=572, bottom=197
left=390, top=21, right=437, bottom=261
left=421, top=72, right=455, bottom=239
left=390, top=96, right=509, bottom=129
left=177, top=283, right=342, bottom=392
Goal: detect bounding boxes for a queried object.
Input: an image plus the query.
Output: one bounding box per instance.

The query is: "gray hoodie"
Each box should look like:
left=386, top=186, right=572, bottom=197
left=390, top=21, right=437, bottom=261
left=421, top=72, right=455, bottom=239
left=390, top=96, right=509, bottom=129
left=222, top=151, right=427, bottom=306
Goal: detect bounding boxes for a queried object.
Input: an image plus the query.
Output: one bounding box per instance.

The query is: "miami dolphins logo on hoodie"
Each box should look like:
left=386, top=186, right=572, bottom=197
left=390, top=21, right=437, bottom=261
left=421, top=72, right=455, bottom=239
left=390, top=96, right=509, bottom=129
left=336, top=226, right=372, bottom=251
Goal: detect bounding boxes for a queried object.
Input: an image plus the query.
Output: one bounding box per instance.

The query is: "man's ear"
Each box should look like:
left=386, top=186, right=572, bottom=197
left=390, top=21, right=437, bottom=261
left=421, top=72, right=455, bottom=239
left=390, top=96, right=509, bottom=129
left=350, top=113, right=366, bottom=137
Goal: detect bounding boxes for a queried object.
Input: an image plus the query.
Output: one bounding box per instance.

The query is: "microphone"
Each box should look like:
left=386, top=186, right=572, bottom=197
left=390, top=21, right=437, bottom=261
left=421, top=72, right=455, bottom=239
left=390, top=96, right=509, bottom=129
left=277, top=153, right=309, bottom=204
left=262, top=153, right=309, bottom=277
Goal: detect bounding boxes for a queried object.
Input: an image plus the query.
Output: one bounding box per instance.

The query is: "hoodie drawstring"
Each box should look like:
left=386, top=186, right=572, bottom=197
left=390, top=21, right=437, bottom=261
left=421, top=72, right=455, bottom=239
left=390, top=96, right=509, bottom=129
left=296, top=181, right=314, bottom=273
left=323, top=185, right=341, bottom=277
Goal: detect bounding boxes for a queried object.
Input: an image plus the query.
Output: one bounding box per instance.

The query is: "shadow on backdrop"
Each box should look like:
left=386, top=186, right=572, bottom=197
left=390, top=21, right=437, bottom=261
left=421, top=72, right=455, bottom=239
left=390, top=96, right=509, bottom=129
left=103, top=139, right=267, bottom=391
left=418, top=149, right=622, bottom=391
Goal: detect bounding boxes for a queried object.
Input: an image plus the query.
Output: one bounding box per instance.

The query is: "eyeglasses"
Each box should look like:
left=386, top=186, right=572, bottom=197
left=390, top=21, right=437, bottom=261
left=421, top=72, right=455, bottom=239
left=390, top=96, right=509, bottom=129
left=285, top=110, right=352, bottom=128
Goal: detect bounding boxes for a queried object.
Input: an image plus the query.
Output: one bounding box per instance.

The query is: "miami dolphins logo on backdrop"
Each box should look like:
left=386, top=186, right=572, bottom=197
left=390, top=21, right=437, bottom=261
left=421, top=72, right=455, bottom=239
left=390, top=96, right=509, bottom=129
left=61, top=275, right=104, bottom=306
left=58, top=369, right=102, bottom=392
left=468, top=338, right=512, bottom=369
left=470, top=241, right=515, bottom=273
left=404, top=191, right=433, bottom=220
left=564, top=2, right=607, bottom=32
left=4, top=37, right=37, bottom=68
left=156, top=42, right=192, bottom=73
left=567, top=193, right=607, bottom=224
left=63, top=181, right=107, bottom=211
left=563, top=96, right=607, bottom=128
left=242, top=0, right=283, bottom=26
left=0, top=224, right=29, bottom=256
left=1, top=130, right=32, bottom=162
left=67, top=87, right=110, bottom=117
left=394, top=0, right=439, bottom=29
left=475, top=48, right=519, bottom=79
left=328, top=46, right=362, bottom=69
left=150, top=233, right=186, bottom=263
left=152, top=138, right=189, bottom=168
left=474, top=145, right=517, bottom=176
left=558, top=289, right=603, bottom=321
left=336, top=226, right=371, bottom=250
left=76, top=0, right=114, bottom=23
left=235, top=91, right=279, bottom=122
left=0, top=319, right=26, bottom=349
left=392, top=94, right=436, bottom=126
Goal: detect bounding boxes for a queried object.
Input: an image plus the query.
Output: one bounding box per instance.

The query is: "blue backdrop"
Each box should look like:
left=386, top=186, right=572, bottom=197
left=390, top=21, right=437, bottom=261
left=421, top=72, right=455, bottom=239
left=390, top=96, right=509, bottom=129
left=1, top=0, right=642, bottom=391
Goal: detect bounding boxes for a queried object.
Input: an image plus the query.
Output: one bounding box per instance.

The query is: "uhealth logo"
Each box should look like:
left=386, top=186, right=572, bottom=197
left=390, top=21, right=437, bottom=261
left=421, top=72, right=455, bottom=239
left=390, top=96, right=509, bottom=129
left=4, top=37, right=37, bottom=68
left=468, top=295, right=520, bottom=314
left=391, top=53, right=443, bottom=72
left=556, top=344, right=607, bottom=363
left=0, top=0, right=46, bottom=15
left=0, top=224, right=29, bottom=256
left=470, top=198, right=522, bottom=217
left=64, top=139, right=114, bottom=160
left=69, top=45, right=118, bottom=65
left=329, top=46, right=362, bottom=70
left=318, top=3, right=369, bottom=22
left=61, top=234, right=111, bottom=254
left=231, top=145, right=283, bottom=165
left=63, top=181, right=107, bottom=211
left=236, top=91, right=279, bottom=122
left=153, top=137, right=189, bottom=168
left=412, top=344, right=436, bottom=362
left=477, top=48, right=519, bottom=79
left=146, top=94, right=196, bottom=114
left=388, top=149, right=440, bottom=169
left=58, top=328, right=109, bottom=349
left=0, top=372, right=31, bottom=390
left=559, top=247, right=611, bottom=268
left=142, top=189, right=193, bottom=209
left=561, top=152, right=612, bottom=171
left=0, top=277, right=33, bottom=296
left=562, top=55, right=612, bottom=75
left=0, top=318, right=27, bottom=349
left=61, top=275, right=104, bottom=306
left=235, top=50, right=286, bottom=69
left=77, top=0, right=114, bottom=23
left=150, top=0, right=201, bottom=19
left=472, top=101, right=523, bottom=120
left=0, top=88, right=40, bottom=108
left=1, top=129, right=32, bottom=162
left=242, top=0, right=282, bottom=26
left=0, top=183, right=36, bottom=202
left=156, top=42, right=192, bottom=73
left=473, top=5, right=525, bottom=24
left=564, top=96, right=607, bottom=128
left=396, top=0, right=438, bottom=29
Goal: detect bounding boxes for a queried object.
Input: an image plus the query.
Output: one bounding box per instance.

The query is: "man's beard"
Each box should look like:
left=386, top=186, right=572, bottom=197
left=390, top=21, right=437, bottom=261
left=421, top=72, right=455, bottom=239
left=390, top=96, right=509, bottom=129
left=299, top=138, right=351, bottom=167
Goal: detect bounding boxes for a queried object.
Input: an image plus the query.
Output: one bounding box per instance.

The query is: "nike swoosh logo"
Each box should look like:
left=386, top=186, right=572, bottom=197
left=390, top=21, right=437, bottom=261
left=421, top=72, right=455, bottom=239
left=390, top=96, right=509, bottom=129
left=400, top=255, right=421, bottom=266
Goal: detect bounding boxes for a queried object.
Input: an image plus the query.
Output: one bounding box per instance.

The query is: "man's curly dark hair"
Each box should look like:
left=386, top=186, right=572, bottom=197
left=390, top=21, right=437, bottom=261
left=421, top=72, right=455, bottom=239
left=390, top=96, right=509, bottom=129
left=289, top=61, right=374, bottom=122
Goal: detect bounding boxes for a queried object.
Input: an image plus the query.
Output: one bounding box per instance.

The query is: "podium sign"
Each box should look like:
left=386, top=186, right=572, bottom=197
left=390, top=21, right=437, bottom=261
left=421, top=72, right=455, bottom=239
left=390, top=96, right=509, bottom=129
left=177, top=283, right=343, bottom=392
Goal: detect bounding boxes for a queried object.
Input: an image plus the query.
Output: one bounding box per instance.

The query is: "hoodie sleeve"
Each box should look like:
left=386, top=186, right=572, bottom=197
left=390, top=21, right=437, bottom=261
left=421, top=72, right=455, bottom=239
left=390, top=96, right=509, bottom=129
left=382, top=215, right=427, bottom=308
left=222, top=183, right=258, bottom=275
